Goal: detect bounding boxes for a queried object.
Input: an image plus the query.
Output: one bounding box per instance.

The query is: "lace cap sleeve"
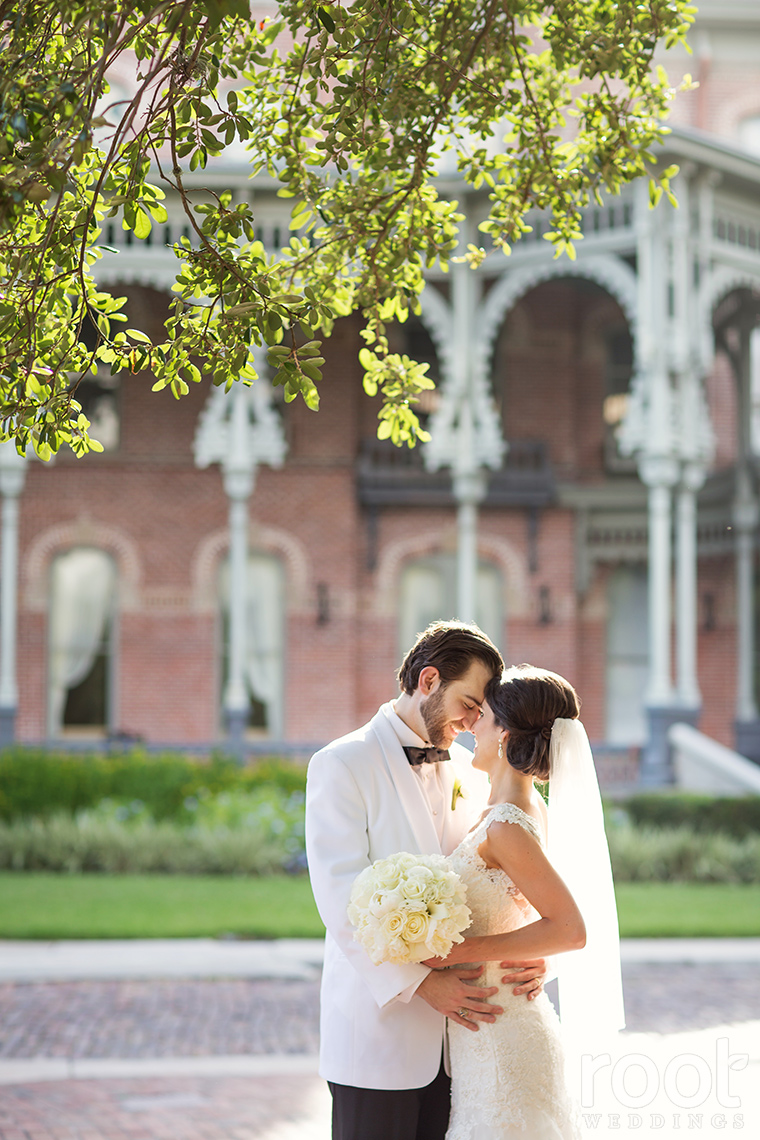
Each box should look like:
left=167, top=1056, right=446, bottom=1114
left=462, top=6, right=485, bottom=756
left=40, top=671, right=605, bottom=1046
left=485, top=802, right=544, bottom=846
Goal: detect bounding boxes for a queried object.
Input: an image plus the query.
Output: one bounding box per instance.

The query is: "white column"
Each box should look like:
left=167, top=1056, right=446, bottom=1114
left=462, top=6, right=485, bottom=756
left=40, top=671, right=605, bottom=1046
left=675, top=464, right=705, bottom=708
left=194, top=366, right=287, bottom=755
left=454, top=468, right=487, bottom=623
left=734, top=315, right=759, bottom=725
left=640, top=457, right=678, bottom=707
left=222, top=386, right=255, bottom=746
left=450, top=234, right=485, bottom=623
left=0, top=443, right=27, bottom=743
left=734, top=478, right=759, bottom=723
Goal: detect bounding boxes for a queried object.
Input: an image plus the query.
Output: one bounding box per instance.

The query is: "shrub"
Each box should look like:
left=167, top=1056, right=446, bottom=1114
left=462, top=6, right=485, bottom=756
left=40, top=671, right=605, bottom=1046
left=0, top=748, right=308, bottom=822
left=0, top=816, right=293, bottom=874
left=0, top=787, right=307, bottom=875
left=607, top=821, right=760, bottom=883
left=615, top=793, right=760, bottom=838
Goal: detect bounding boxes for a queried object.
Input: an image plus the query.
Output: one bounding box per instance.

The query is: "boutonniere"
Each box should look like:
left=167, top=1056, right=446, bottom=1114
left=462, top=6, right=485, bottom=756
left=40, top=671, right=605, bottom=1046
left=451, top=779, right=469, bottom=811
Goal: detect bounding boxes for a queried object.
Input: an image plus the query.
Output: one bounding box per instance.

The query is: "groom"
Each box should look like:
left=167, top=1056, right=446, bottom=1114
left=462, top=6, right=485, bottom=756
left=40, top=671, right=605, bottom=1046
left=306, top=621, right=547, bottom=1140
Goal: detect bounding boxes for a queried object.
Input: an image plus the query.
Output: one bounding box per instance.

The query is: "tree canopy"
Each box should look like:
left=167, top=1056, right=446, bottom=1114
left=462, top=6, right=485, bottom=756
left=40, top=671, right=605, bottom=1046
left=0, top=0, right=694, bottom=458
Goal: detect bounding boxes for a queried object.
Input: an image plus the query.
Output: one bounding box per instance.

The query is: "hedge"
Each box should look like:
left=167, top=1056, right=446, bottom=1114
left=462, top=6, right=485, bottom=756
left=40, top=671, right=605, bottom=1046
left=617, top=793, right=760, bottom=837
left=0, top=748, right=308, bottom=822
left=607, top=822, right=760, bottom=883
left=0, top=815, right=299, bottom=875
left=4, top=812, right=759, bottom=882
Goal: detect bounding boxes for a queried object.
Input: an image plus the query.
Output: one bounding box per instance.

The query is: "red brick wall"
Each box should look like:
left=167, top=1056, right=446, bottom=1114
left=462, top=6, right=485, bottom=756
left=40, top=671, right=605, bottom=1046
left=12, top=280, right=744, bottom=757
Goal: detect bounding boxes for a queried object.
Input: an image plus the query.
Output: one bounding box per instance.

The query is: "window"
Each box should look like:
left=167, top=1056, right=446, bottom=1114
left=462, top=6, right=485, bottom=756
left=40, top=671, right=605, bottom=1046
left=219, top=553, right=285, bottom=738
left=48, top=548, right=117, bottom=737
left=602, top=327, right=636, bottom=473
left=605, top=565, right=648, bottom=745
left=73, top=375, right=120, bottom=451
left=399, top=555, right=504, bottom=661
left=71, top=311, right=121, bottom=451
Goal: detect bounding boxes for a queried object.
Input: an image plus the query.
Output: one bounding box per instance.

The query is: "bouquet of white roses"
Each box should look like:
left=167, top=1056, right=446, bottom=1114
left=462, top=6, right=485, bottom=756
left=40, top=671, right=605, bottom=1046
left=347, top=851, right=471, bottom=965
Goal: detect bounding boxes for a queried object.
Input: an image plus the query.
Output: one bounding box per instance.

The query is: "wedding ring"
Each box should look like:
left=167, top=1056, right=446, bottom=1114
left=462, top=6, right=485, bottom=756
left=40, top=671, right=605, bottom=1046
left=458, top=1007, right=469, bottom=1019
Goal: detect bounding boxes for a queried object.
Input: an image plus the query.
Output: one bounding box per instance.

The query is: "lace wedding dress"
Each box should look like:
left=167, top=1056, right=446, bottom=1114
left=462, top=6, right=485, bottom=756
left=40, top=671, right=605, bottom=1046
left=445, top=803, right=582, bottom=1140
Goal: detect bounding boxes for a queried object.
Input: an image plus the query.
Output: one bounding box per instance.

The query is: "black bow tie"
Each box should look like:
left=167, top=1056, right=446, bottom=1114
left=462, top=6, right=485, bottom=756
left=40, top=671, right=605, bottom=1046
left=403, top=746, right=451, bottom=766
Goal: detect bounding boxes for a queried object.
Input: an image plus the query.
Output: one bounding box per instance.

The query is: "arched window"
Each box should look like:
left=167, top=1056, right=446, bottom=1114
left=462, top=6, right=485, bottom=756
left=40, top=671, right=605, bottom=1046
left=602, top=325, right=635, bottom=472
left=605, top=565, right=648, bottom=745
left=399, top=555, right=504, bottom=660
left=72, top=313, right=121, bottom=452
left=219, top=553, right=285, bottom=738
left=48, top=548, right=117, bottom=737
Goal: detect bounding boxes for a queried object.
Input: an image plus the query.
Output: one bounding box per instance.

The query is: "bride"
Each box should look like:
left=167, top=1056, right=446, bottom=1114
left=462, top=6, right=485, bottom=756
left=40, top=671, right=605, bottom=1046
left=424, top=664, right=625, bottom=1140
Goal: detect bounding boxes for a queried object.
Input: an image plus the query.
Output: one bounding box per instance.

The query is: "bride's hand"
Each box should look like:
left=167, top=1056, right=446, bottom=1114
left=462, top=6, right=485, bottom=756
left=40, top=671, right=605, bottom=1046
left=422, top=937, right=479, bottom=968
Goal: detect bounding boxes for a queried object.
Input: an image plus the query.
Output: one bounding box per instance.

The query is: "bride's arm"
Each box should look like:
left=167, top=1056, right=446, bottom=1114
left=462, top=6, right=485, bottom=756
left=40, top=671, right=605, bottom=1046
left=425, top=820, right=586, bottom=967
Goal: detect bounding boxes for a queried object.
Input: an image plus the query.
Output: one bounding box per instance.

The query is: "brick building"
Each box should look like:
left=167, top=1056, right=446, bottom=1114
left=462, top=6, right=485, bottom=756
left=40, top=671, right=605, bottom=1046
left=2, top=0, right=760, bottom=786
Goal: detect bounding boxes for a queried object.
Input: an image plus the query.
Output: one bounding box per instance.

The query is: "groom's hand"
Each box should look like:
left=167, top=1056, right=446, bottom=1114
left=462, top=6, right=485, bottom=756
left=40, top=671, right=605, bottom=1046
left=416, top=967, right=503, bottom=1031
left=500, top=957, right=548, bottom=1000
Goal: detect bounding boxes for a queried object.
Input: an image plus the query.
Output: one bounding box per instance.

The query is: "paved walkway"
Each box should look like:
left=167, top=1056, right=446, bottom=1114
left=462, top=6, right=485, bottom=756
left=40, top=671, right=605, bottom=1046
left=0, top=940, right=758, bottom=1139
left=2, top=937, right=759, bottom=983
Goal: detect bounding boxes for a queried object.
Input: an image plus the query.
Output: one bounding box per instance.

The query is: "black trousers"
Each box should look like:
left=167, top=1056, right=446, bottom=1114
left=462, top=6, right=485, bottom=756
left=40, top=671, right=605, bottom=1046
left=329, top=1057, right=451, bottom=1140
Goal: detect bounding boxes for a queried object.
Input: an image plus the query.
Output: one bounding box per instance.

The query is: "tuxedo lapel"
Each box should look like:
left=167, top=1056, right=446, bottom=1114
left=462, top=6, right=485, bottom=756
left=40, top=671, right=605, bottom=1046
left=371, top=708, right=442, bottom=856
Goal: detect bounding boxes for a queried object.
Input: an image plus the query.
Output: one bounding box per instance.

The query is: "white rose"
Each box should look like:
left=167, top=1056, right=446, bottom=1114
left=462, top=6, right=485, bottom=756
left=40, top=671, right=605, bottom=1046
left=400, top=872, right=431, bottom=900
left=382, top=910, right=406, bottom=939
left=373, top=860, right=403, bottom=890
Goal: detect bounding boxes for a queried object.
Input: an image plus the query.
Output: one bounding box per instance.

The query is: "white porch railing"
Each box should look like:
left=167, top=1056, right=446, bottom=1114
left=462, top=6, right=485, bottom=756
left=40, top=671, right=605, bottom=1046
left=668, top=722, right=760, bottom=795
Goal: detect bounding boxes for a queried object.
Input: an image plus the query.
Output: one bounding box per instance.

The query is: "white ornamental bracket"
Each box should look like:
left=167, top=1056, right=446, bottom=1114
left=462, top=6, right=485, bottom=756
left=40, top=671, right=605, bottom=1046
left=193, top=366, right=286, bottom=746
left=423, top=253, right=506, bottom=481
left=194, top=373, right=287, bottom=487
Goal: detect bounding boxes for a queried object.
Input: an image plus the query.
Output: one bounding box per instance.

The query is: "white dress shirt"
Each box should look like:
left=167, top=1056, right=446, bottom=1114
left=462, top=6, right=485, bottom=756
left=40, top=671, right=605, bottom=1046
left=382, top=701, right=452, bottom=846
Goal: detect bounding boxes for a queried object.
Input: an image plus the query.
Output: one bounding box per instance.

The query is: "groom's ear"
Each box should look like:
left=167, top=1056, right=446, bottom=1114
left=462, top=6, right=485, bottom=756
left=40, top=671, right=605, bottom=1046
left=418, top=666, right=441, bottom=695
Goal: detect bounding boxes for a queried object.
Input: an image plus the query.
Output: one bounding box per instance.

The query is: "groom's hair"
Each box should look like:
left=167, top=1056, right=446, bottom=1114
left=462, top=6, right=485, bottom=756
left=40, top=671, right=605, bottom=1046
left=397, top=620, right=504, bottom=695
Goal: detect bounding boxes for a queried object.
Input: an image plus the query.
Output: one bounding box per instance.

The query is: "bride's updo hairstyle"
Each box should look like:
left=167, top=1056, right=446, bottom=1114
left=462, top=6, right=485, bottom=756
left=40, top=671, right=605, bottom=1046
left=486, top=664, right=580, bottom=781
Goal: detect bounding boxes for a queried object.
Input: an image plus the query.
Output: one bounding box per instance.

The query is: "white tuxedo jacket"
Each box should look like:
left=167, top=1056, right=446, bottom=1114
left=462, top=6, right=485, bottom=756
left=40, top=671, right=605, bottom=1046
left=305, top=702, right=489, bottom=1090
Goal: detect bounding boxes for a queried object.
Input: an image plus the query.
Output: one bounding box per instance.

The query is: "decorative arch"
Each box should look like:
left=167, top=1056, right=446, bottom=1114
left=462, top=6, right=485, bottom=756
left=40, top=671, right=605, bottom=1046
left=474, top=253, right=639, bottom=390
left=22, top=518, right=141, bottom=612
left=191, top=521, right=311, bottom=615
left=418, top=286, right=455, bottom=387
left=373, top=528, right=529, bottom=620
left=701, top=265, right=760, bottom=329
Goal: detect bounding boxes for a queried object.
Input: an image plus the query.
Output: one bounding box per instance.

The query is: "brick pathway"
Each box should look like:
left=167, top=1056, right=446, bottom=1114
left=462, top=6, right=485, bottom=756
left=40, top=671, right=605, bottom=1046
left=0, top=980, right=320, bottom=1059
left=0, top=1074, right=332, bottom=1140
left=1, top=963, right=759, bottom=1062
left=0, top=964, right=758, bottom=1139
left=617, top=961, right=760, bottom=1033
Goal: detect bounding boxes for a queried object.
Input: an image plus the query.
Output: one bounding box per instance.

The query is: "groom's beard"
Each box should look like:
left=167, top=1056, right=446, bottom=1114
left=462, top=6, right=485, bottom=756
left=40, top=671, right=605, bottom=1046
left=420, top=686, right=451, bottom=748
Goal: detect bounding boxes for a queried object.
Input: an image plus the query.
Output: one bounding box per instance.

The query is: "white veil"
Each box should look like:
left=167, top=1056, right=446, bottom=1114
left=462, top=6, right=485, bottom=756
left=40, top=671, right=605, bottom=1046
left=547, top=718, right=625, bottom=1043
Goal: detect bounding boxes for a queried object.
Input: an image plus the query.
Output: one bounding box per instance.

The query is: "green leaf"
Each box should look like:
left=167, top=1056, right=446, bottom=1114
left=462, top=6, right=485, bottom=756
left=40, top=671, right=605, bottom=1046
left=133, top=209, right=152, bottom=240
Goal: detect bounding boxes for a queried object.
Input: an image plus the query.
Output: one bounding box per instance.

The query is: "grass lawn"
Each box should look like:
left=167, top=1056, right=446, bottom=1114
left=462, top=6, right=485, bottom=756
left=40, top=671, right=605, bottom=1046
left=614, top=882, right=760, bottom=938
left=0, top=873, right=324, bottom=939
left=0, top=874, right=758, bottom=939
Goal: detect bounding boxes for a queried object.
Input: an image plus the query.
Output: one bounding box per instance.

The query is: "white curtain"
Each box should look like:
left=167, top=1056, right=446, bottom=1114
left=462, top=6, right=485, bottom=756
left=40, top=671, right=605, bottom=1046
left=48, top=548, right=116, bottom=733
left=399, top=562, right=446, bottom=656
left=399, top=556, right=504, bottom=656
left=605, top=564, right=648, bottom=745
left=220, top=553, right=285, bottom=737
